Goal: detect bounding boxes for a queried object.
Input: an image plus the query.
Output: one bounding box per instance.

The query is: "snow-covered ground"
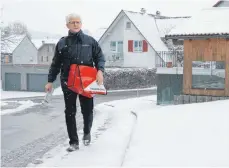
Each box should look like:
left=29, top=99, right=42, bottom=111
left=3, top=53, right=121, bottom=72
left=0, top=87, right=64, bottom=115
left=0, top=87, right=63, bottom=100
left=1, top=91, right=45, bottom=100
left=1, top=100, right=39, bottom=115
left=0, top=87, right=156, bottom=115
left=27, top=96, right=229, bottom=167
left=0, top=86, right=156, bottom=100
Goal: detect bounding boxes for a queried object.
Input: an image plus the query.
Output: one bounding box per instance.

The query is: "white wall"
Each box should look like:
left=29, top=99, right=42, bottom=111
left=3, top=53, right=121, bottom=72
left=38, top=44, right=55, bottom=65
left=100, top=11, right=158, bottom=68
left=100, top=13, right=125, bottom=66
left=123, top=16, right=157, bottom=68
left=13, top=36, right=38, bottom=64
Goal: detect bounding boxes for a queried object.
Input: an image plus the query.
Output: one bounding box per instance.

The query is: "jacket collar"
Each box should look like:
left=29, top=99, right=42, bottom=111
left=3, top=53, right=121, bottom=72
left=68, top=30, right=83, bottom=43
left=68, top=29, right=83, bottom=36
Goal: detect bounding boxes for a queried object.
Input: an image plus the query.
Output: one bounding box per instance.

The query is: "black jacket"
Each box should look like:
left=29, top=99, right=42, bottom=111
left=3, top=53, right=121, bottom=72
left=48, top=30, right=105, bottom=83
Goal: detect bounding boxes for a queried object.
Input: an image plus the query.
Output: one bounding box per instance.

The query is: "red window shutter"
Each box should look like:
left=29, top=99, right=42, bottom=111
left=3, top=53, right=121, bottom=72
left=143, top=40, right=148, bottom=52
left=128, top=40, right=133, bottom=52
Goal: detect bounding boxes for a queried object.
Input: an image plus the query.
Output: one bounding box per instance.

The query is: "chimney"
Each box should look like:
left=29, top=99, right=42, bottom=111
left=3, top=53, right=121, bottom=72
left=140, top=8, right=146, bottom=14
left=156, top=10, right=161, bottom=16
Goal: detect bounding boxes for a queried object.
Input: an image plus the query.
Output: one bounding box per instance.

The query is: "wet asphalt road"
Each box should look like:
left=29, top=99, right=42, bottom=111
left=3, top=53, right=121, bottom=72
left=1, top=89, right=156, bottom=167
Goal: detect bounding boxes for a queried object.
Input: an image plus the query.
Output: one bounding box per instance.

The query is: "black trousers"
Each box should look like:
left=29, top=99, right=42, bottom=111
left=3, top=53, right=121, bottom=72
left=62, top=86, right=94, bottom=145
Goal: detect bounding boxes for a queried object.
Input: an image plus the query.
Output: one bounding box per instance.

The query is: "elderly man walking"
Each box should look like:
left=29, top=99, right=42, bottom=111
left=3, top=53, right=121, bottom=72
left=45, top=13, right=105, bottom=152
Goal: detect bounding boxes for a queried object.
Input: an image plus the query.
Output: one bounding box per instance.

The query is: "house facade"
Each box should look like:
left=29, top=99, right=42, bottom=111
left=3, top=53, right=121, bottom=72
left=1, top=35, right=38, bottom=64
left=1, top=37, right=60, bottom=92
left=99, top=9, right=189, bottom=68
left=99, top=10, right=158, bottom=68
left=1, top=64, right=60, bottom=92
left=32, top=39, right=59, bottom=65
left=37, top=43, right=56, bottom=64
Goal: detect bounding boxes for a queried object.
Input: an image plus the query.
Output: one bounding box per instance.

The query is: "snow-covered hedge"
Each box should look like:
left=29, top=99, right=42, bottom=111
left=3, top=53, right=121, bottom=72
left=103, top=68, right=157, bottom=90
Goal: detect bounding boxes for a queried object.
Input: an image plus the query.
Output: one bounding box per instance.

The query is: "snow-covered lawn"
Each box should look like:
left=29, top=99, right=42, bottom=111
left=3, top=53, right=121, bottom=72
left=27, top=96, right=229, bottom=167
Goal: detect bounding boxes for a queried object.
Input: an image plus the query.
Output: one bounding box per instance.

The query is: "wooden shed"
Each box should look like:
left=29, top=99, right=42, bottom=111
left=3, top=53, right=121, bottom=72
left=157, top=7, right=229, bottom=104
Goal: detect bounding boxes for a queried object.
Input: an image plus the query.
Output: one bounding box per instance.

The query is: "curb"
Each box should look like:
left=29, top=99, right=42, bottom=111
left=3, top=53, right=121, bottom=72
left=120, top=110, right=138, bottom=166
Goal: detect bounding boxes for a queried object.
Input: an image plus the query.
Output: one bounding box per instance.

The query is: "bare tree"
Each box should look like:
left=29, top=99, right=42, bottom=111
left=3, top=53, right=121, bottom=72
left=8, top=22, right=30, bottom=36
left=1, top=21, right=31, bottom=52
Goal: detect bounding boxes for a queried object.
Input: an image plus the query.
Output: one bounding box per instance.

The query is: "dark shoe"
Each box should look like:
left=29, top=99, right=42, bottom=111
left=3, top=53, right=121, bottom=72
left=66, top=144, right=79, bottom=152
left=83, top=133, right=91, bottom=146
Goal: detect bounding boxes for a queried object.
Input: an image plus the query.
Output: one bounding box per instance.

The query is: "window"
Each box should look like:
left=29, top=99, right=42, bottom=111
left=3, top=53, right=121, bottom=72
left=192, top=61, right=225, bottom=90
left=5, top=55, right=9, bottom=63
left=47, top=45, right=53, bottom=52
left=110, top=41, right=117, bottom=51
left=46, top=56, right=49, bottom=62
left=133, top=40, right=143, bottom=52
left=126, top=22, right=131, bottom=29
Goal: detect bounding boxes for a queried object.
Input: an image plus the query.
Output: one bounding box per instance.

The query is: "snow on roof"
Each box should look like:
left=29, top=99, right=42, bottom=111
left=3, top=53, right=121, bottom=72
left=213, top=0, right=229, bottom=7
left=167, top=7, right=229, bottom=37
left=1, top=35, right=26, bottom=53
left=155, top=17, right=191, bottom=37
left=124, top=10, right=168, bottom=52
left=31, top=38, right=59, bottom=49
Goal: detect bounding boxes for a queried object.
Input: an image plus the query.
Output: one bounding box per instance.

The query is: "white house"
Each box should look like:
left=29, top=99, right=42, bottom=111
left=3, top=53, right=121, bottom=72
left=1, top=34, right=38, bottom=64
left=98, top=9, right=189, bottom=68
left=32, top=38, right=59, bottom=65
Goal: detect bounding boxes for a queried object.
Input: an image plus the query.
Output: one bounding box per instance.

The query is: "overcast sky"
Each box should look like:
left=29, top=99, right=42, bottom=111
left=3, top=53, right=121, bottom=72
left=1, top=0, right=217, bottom=36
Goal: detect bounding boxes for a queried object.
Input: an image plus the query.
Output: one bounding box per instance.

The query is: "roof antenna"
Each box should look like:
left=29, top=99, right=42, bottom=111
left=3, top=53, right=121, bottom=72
left=156, top=10, right=161, bottom=16
left=140, top=8, right=146, bottom=14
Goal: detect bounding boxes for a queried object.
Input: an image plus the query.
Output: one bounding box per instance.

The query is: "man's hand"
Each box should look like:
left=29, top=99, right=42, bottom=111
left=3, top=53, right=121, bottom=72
left=96, top=70, right=104, bottom=85
left=45, top=82, right=53, bottom=92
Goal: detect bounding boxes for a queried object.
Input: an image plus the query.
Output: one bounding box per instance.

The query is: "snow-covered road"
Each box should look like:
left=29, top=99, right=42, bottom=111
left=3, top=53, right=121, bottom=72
left=1, top=89, right=156, bottom=167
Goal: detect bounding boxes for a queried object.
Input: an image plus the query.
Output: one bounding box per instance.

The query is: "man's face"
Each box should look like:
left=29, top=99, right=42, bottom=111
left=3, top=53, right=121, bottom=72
left=66, top=17, right=82, bottom=33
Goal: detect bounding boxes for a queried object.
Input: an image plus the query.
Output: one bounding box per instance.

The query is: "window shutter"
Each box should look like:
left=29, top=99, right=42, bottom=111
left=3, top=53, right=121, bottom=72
left=128, top=40, right=133, bottom=52
left=143, top=40, right=148, bottom=52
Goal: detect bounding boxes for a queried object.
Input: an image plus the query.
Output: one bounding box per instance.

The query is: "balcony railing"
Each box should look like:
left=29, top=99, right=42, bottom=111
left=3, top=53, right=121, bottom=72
left=155, top=50, right=184, bottom=68
left=105, top=52, right=124, bottom=67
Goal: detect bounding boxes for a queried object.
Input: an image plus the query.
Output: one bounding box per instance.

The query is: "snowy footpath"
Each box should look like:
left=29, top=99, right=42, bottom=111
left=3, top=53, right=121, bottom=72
left=27, top=95, right=229, bottom=167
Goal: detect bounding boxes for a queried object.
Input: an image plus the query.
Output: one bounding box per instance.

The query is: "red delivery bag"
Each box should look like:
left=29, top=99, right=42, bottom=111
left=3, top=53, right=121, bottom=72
left=67, top=64, right=107, bottom=98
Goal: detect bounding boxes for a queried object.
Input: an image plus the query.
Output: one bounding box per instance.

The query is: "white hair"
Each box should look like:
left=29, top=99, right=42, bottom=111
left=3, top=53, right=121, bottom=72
left=65, top=13, right=82, bottom=24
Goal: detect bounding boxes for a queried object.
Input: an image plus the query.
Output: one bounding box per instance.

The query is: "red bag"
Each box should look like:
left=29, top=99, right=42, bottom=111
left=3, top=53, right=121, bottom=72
left=67, top=64, right=107, bottom=98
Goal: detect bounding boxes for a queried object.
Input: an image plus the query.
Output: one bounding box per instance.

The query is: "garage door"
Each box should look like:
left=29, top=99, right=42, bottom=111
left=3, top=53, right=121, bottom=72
left=5, top=73, right=21, bottom=91
left=27, top=74, right=60, bottom=92
left=27, top=74, right=48, bottom=92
